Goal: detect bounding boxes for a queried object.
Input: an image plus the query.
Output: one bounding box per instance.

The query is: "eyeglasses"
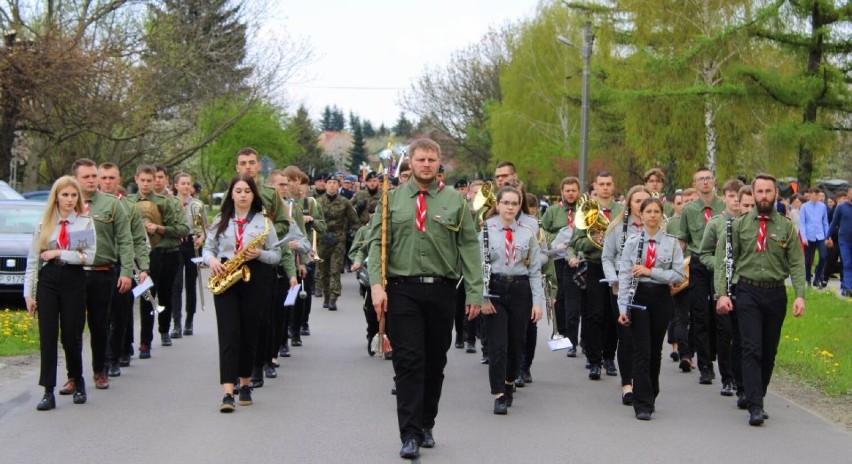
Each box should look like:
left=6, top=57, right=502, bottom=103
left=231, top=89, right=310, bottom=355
left=695, top=176, right=714, bottom=183
left=499, top=201, right=520, bottom=206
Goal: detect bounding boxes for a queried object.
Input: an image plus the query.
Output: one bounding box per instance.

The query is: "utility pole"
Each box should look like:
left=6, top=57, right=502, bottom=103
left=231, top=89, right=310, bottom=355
left=557, top=20, right=594, bottom=190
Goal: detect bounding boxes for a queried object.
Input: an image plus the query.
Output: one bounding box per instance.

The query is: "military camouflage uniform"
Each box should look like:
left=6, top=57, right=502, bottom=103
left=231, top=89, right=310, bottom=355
left=351, top=187, right=381, bottom=226
left=316, top=193, right=359, bottom=305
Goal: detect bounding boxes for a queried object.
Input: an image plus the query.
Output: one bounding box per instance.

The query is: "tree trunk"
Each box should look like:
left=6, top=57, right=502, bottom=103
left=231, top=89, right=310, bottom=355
left=704, top=97, right=718, bottom=177
left=798, top=1, right=825, bottom=190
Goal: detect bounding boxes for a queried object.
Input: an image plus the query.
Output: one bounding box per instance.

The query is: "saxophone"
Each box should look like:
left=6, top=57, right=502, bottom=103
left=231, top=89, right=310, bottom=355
left=207, top=215, right=270, bottom=295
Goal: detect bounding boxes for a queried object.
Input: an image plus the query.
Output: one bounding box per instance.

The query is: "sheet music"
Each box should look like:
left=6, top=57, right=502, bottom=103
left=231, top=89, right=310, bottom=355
left=68, top=229, right=95, bottom=250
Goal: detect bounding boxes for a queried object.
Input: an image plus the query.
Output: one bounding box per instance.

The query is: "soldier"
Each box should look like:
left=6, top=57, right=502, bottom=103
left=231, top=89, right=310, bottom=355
left=368, top=138, right=482, bottom=459
left=316, top=177, right=359, bottom=310
left=352, top=171, right=381, bottom=226
left=70, top=159, right=135, bottom=391
left=716, top=173, right=805, bottom=426
left=125, top=165, right=190, bottom=358
left=698, top=179, right=744, bottom=398
left=308, top=173, right=327, bottom=198
left=98, top=163, right=150, bottom=376
left=678, top=167, right=726, bottom=384
left=340, top=175, right=356, bottom=199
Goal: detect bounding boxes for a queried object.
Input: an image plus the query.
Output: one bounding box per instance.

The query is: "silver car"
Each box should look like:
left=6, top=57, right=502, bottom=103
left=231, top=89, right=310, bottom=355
left=0, top=200, right=44, bottom=293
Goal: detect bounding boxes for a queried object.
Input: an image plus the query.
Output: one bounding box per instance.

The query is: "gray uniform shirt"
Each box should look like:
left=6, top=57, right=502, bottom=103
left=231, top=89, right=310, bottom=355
left=24, top=212, right=98, bottom=299
left=480, top=216, right=545, bottom=308
left=203, top=213, right=280, bottom=265
left=617, top=229, right=685, bottom=315
left=602, top=218, right=644, bottom=282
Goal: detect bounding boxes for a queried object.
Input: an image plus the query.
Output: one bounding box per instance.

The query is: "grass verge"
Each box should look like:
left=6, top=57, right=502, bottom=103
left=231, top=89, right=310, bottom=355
left=0, top=308, right=39, bottom=356
left=777, top=288, right=851, bottom=397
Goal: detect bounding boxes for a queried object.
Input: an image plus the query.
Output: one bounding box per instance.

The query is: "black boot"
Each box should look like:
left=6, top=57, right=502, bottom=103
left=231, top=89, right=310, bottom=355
left=249, top=367, right=264, bottom=389
left=183, top=315, right=194, bottom=336
left=323, top=296, right=330, bottom=309
left=36, top=389, right=55, bottom=411
left=328, top=298, right=337, bottom=311
left=72, top=379, right=87, bottom=404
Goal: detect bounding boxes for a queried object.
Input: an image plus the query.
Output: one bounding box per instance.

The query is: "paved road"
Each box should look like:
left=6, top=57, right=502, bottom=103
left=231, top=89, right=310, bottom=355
left=1, top=273, right=850, bottom=464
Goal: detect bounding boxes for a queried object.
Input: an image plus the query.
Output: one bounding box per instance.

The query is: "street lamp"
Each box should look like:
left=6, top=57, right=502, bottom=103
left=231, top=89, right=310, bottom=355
left=557, top=20, right=593, bottom=190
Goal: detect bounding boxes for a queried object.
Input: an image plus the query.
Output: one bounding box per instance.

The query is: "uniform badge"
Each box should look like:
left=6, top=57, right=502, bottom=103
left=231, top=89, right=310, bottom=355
left=434, top=215, right=442, bottom=220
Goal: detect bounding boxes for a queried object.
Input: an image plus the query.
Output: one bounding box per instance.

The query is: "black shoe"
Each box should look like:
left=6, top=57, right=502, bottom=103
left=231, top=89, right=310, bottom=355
left=679, top=357, right=692, bottom=373
left=322, top=297, right=329, bottom=309
left=328, top=299, right=337, bottom=311
left=107, top=361, right=121, bottom=377
left=737, top=393, right=748, bottom=409
left=480, top=355, right=490, bottom=365
left=279, top=344, right=291, bottom=358
left=264, top=364, right=278, bottom=379
left=465, top=342, right=476, bottom=353
left=161, top=333, right=172, bottom=347
left=566, top=347, right=577, bottom=358
left=670, top=351, right=680, bottom=362
left=421, top=428, right=435, bottom=448
left=399, top=438, right=420, bottom=459
left=699, top=370, right=713, bottom=385
left=585, top=359, right=592, bottom=369
left=183, top=321, right=193, bottom=336
left=762, top=409, right=769, bottom=420
left=119, top=354, right=131, bottom=367
left=367, top=339, right=376, bottom=357
left=72, top=382, right=87, bottom=405
left=622, top=391, right=634, bottom=405
left=748, top=409, right=764, bottom=426
left=139, top=344, right=151, bottom=359
left=455, top=340, right=464, bottom=349
left=238, top=385, right=253, bottom=406
left=720, top=383, right=734, bottom=397
left=493, top=395, right=508, bottom=415
left=291, top=337, right=302, bottom=347
left=604, top=359, right=618, bottom=376
left=636, top=412, right=651, bottom=421
left=170, top=325, right=182, bottom=339
left=300, top=324, right=310, bottom=336
left=220, top=393, right=235, bottom=413
left=505, top=385, right=515, bottom=407
left=36, top=392, right=55, bottom=411
left=249, top=368, right=264, bottom=389
left=589, top=364, right=601, bottom=380
left=391, top=384, right=397, bottom=395
left=384, top=351, right=393, bottom=360
left=514, top=376, right=525, bottom=388
left=520, top=369, right=532, bottom=383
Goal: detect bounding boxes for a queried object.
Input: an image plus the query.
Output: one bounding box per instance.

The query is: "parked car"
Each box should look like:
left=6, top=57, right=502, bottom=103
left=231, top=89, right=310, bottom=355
left=0, top=180, right=25, bottom=200
left=22, top=190, right=50, bottom=202
left=0, top=201, right=44, bottom=293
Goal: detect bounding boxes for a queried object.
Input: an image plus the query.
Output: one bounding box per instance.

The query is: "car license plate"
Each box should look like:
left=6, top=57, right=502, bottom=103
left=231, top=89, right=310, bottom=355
left=0, top=274, right=24, bottom=284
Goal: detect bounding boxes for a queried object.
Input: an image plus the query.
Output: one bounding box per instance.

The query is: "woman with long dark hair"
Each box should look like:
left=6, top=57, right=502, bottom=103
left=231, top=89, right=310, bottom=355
left=24, top=176, right=97, bottom=411
left=480, top=186, right=544, bottom=415
left=203, top=174, right=290, bottom=412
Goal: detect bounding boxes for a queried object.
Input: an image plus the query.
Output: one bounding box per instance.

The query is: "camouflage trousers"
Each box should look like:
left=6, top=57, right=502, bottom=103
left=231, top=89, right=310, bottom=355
left=317, top=240, right=347, bottom=299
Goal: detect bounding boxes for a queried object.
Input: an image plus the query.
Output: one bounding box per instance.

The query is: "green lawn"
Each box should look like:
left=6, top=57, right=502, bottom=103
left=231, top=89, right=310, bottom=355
left=0, top=308, right=39, bottom=356
left=777, top=288, right=851, bottom=397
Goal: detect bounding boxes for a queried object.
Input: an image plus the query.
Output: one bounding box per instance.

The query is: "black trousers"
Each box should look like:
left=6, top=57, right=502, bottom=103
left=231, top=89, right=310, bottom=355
left=580, top=262, right=607, bottom=364
left=275, top=274, right=291, bottom=348
left=519, top=319, right=537, bottom=372
left=729, top=290, right=744, bottom=393
left=562, top=263, right=582, bottom=347
left=293, top=264, right=315, bottom=328
left=672, top=288, right=691, bottom=358
left=140, top=248, right=180, bottom=345
left=485, top=280, right=532, bottom=394
left=37, top=263, right=86, bottom=388
left=735, top=282, right=786, bottom=411
left=360, top=284, right=379, bottom=342
left=85, top=269, right=115, bottom=374
left=631, top=283, right=673, bottom=415
left=386, top=280, right=455, bottom=444
left=715, top=310, right=734, bottom=385
left=107, top=277, right=133, bottom=363
left=687, top=258, right=714, bottom=372
left=172, top=239, right=200, bottom=326
left=253, top=265, right=276, bottom=369
left=453, top=284, right=466, bottom=342
left=553, top=259, right=568, bottom=336
left=214, top=260, right=267, bottom=384
left=610, top=293, right=633, bottom=386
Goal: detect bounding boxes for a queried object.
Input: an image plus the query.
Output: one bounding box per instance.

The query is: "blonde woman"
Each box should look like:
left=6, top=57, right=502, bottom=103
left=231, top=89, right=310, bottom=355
left=23, top=176, right=97, bottom=411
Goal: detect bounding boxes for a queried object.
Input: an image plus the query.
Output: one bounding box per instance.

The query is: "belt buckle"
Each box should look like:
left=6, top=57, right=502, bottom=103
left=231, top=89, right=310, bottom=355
left=421, top=277, right=435, bottom=284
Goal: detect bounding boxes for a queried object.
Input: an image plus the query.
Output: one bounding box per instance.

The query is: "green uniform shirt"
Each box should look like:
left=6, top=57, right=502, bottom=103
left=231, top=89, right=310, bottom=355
left=301, top=195, right=327, bottom=234
left=679, top=196, right=726, bottom=256
left=258, top=184, right=289, bottom=239
left=351, top=188, right=381, bottom=226
left=367, top=180, right=483, bottom=305
left=119, top=196, right=151, bottom=271
left=566, top=199, right=623, bottom=262
left=87, top=191, right=135, bottom=278
left=699, top=212, right=734, bottom=270
left=665, top=213, right=682, bottom=236
left=348, top=224, right=370, bottom=263
left=714, top=209, right=806, bottom=299
left=283, top=195, right=309, bottom=265
left=125, top=192, right=190, bottom=250
left=318, top=194, right=358, bottom=240
left=540, top=201, right=578, bottom=237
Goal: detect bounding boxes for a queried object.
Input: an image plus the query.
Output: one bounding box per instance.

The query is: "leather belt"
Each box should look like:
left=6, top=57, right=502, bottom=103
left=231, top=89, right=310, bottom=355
left=161, top=248, right=180, bottom=254
left=46, top=258, right=66, bottom=266
left=85, top=265, right=115, bottom=271
left=738, top=277, right=784, bottom=289
left=638, top=282, right=668, bottom=290
left=490, top=274, right=529, bottom=283
left=388, top=276, right=453, bottom=285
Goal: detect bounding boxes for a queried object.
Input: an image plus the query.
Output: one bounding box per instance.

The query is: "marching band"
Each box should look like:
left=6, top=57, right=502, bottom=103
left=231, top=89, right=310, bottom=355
left=21, top=146, right=815, bottom=460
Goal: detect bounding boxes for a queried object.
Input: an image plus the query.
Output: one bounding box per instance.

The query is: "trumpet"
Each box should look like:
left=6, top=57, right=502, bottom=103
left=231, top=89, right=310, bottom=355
left=134, top=269, right=164, bottom=315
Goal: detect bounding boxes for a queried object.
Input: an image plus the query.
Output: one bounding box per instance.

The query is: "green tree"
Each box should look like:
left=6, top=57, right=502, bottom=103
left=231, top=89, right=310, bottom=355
left=321, top=105, right=334, bottom=131
left=347, top=118, right=368, bottom=173
left=331, top=106, right=346, bottom=131
left=362, top=119, right=376, bottom=137
left=393, top=112, right=414, bottom=137
left=286, top=105, right=332, bottom=174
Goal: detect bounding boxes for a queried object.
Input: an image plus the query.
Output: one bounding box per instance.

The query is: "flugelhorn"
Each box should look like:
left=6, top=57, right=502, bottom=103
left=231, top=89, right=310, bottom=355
left=574, top=194, right=610, bottom=249
left=472, top=181, right=496, bottom=227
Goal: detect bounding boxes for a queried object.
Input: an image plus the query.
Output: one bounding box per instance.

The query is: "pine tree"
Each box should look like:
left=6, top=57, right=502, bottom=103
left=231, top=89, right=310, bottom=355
left=393, top=112, right=414, bottom=137
left=378, top=123, right=390, bottom=136
left=362, top=120, right=376, bottom=137
left=321, top=106, right=334, bottom=131
left=331, top=106, right=346, bottom=131
left=347, top=120, right=368, bottom=173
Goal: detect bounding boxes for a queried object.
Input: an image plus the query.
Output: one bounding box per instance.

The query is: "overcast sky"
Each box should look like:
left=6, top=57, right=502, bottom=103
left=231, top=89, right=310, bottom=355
left=266, top=0, right=540, bottom=128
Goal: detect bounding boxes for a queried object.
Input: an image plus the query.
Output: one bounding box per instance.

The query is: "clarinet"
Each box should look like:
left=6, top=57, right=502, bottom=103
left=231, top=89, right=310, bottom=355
left=619, top=204, right=630, bottom=254
left=626, top=231, right=647, bottom=318
left=725, top=216, right=735, bottom=300
left=482, top=223, right=499, bottom=300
